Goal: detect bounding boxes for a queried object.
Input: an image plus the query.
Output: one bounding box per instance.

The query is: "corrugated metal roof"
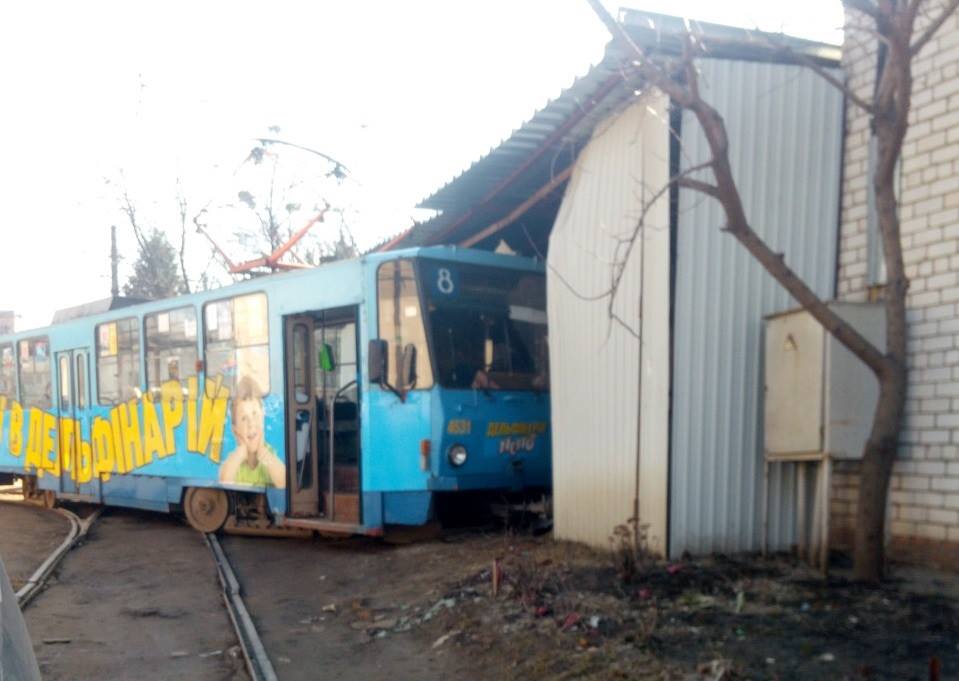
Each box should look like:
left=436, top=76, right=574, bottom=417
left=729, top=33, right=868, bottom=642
left=384, top=9, right=839, bottom=253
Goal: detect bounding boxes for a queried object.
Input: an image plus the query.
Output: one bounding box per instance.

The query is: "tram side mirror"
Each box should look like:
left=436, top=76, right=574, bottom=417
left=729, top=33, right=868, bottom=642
left=400, top=343, right=417, bottom=390
left=368, top=339, right=388, bottom=385
left=484, top=338, right=494, bottom=370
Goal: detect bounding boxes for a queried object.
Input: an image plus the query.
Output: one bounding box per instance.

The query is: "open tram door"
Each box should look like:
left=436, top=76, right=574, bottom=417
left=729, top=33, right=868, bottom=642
left=55, top=348, right=97, bottom=501
left=284, top=307, right=361, bottom=527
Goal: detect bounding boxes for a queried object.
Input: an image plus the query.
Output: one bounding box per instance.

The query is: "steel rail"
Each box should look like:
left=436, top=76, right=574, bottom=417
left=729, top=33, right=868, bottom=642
left=205, top=533, right=278, bottom=681
left=3, top=501, right=102, bottom=608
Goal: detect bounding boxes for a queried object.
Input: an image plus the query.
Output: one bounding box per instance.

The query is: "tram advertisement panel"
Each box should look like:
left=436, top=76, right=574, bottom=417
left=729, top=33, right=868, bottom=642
left=0, top=373, right=286, bottom=489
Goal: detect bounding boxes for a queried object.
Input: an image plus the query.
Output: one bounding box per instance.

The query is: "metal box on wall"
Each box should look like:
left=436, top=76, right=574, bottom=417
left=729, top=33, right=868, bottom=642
left=764, top=303, right=885, bottom=459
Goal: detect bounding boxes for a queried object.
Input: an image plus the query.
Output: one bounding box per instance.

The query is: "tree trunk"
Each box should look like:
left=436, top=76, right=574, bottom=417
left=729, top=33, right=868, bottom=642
left=853, top=363, right=906, bottom=582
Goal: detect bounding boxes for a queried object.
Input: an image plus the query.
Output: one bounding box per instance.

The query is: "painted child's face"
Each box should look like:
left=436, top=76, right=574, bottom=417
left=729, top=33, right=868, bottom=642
left=233, top=398, right=264, bottom=456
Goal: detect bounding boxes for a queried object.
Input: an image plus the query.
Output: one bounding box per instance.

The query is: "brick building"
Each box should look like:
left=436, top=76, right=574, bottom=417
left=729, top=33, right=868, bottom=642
left=832, top=10, right=959, bottom=567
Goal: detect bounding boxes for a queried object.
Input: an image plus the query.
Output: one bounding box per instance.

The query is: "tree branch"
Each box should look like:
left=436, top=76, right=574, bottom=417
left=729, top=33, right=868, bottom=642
left=676, top=177, right=720, bottom=198
left=910, top=0, right=959, bottom=55
left=587, top=0, right=890, bottom=378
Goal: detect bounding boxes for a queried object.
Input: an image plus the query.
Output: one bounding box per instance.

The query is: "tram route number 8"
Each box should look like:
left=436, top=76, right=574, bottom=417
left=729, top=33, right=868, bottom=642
left=436, top=267, right=455, bottom=295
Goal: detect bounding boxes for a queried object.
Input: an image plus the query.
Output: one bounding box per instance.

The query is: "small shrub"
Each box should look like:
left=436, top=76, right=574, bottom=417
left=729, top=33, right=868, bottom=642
left=609, top=516, right=652, bottom=585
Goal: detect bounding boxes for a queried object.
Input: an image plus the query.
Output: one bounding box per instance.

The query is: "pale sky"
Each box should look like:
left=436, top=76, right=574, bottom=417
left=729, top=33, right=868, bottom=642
left=0, top=1, right=843, bottom=331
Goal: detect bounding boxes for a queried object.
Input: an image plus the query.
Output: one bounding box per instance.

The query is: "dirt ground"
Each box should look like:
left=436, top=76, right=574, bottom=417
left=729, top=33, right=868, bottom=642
left=223, top=526, right=957, bottom=681
left=221, top=531, right=496, bottom=681
left=0, top=500, right=70, bottom=591
left=20, top=508, right=246, bottom=681
left=2, top=502, right=957, bottom=681
left=400, top=533, right=959, bottom=681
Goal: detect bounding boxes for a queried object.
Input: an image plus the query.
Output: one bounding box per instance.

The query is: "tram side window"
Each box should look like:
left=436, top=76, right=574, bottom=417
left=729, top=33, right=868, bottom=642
left=0, top=343, right=16, bottom=399
left=376, top=260, right=433, bottom=389
left=204, top=293, right=270, bottom=394
left=145, top=306, right=198, bottom=391
left=97, top=318, right=142, bottom=405
left=17, top=337, right=51, bottom=409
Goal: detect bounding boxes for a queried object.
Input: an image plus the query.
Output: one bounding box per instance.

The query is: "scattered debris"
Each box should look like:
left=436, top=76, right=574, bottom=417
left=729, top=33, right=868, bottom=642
left=422, top=597, right=456, bottom=622
left=734, top=590, right=745, bottom=613
left=692, top=658, right=736, bottom=680
left=401, top=535, right=959, bottom=681
left=350, top=617, right=398, bottom=632
left=321, top=603, right=338, bottom=613
left=560, top=612, right=581, bottom=631
left=432, top=630, right=461, bottom=649
left=198, top=650, right=222, bottom=658
left=169, top=651, right=188, bottom=658
left=42, top=639, right=71, bottom=645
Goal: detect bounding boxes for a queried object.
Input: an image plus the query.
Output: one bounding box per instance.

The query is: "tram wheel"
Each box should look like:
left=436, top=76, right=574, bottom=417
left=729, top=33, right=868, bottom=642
left=183, top=487, right=230, bottom=533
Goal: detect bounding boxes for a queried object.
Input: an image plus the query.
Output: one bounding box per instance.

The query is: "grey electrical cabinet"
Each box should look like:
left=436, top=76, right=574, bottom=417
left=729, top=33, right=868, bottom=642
left=764, top=302, right=885, bottom=460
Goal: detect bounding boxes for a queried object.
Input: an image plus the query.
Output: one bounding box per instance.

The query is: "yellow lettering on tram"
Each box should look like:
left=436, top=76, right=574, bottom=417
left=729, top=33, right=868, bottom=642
left=109, top=406, right=128, bottom=474
left=197, top=377, right=229, bottom=464
left=186, top=376, right=198, bottom=451
left=77, top=440, right=93, bottom=484
left=92, top=417, right=115, bottom=481
left=160, top=380, right=184, bottom=454
left=41, top=412, right=58, bottom=475
left=141, top=395, right=165, bottom=463
left=9, top=401, right=23, bottom=456
left=24, top=408, right=44, bottom=474
left=117, top=400, right=144, bottom=469
left=59, top=417, right=75, bottom=474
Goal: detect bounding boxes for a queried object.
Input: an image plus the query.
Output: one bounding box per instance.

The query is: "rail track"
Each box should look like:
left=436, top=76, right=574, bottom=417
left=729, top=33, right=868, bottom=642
left=206, top=533, right=278, bottom=681
left=0, top=492, right=102, bottom=608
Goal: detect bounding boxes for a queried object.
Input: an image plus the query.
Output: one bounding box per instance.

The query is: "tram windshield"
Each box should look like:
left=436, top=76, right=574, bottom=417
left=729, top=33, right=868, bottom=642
left=419, top=261, right=548, bottom=391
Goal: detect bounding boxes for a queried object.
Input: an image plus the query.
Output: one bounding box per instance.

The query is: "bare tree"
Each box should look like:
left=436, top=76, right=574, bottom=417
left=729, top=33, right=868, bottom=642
left=587, top=0, right=959, bottom=582
left=229, top=135, right=353, bottom=270
left=175, top=179, right=192, bottom=294
left=118, top=182, right=193, bottom=296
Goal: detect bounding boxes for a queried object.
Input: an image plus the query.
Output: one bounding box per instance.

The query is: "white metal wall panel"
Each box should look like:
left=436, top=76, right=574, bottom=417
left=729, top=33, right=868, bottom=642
left=548, top=93, right=671, bottom=552
left=669, top=60, right=844, bottom=557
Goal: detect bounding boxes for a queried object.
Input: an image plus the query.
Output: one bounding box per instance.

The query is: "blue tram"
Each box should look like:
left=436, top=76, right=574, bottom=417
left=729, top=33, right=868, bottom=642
left=0, top=247, right=551, bottom=534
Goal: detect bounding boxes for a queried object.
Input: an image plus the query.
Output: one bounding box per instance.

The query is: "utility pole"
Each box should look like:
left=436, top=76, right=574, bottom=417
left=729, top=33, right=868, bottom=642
left=110, top=225, right=120, bottom=299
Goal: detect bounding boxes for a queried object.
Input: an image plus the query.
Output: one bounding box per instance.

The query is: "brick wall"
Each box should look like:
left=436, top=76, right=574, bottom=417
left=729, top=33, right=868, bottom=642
left=834, top=7, right=959, bottom=568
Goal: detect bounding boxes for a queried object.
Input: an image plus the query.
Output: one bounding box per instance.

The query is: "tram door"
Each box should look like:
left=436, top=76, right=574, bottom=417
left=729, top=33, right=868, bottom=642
left=285, top=317, right=319, bottom=517
left=284, top=308, right=361, bottom=523
left=56, top=349, right=90, bottom=496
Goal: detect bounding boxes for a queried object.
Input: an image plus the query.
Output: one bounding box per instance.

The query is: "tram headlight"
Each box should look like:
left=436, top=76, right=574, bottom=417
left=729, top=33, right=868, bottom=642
left=448, top=444, right=468, bottom=467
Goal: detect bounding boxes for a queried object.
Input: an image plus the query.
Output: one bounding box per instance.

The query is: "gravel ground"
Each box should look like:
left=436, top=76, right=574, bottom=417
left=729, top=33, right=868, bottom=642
left=20, top=508, right=246, bottom=681
left=0, top=500, right=70, bottom=591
